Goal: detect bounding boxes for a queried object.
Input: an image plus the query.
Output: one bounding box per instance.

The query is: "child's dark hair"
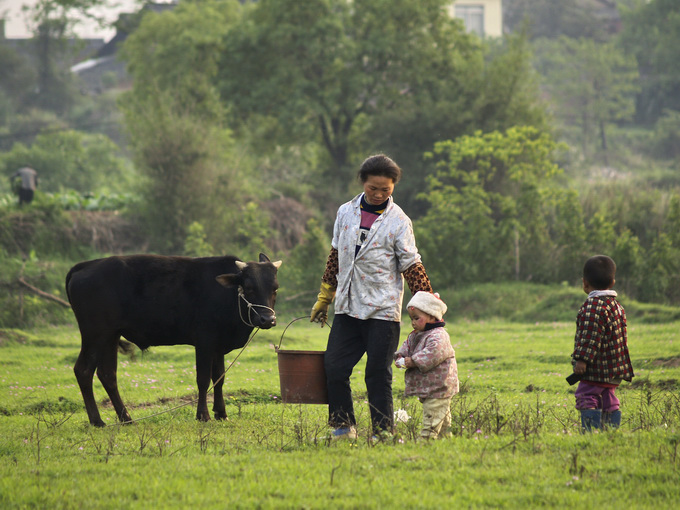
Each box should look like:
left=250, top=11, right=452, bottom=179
left=583, top=255, right=616, bottom=290
left=357, top=154, right=402, bottom=184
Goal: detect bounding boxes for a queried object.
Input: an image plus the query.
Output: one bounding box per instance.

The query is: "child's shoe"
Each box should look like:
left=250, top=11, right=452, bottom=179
left=580, top=409, right=602, bottom=432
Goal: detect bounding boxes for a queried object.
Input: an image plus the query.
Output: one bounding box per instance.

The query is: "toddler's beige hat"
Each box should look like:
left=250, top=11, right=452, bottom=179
left=406, top=291, right=447, bottom=320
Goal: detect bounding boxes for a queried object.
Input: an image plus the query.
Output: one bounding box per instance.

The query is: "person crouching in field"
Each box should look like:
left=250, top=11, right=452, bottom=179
left=395, top=291, right=459, bottom=440
left=572, top=255, right=634, bottom=432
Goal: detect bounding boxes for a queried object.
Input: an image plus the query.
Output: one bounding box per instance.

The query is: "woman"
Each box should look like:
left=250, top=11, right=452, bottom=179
left=311, top=154, right=433, bottom=440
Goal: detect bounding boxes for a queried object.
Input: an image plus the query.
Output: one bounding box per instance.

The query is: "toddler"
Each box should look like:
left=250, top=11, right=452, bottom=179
left=395, top=291, right=459, bottom=439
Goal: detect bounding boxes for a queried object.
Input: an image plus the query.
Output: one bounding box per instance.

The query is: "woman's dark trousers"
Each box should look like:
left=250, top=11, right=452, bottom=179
left=324, top=314, right=400, bottom=433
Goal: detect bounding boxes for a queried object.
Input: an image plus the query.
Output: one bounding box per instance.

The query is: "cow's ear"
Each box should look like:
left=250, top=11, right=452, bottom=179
left=216, top=274, right=240, bottom=288
left=259, top=253, right=271, bottom=263
left=272, top=260, right=282, bottom=269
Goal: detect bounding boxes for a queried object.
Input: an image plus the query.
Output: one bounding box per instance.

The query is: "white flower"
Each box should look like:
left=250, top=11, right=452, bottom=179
left=394, top=409, right=410, bottom=424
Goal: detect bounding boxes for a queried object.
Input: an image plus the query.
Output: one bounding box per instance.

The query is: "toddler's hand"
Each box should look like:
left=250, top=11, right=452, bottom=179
left=395, top=357, right=406, bottom=369
left=574, top=360, right=587, bottom=374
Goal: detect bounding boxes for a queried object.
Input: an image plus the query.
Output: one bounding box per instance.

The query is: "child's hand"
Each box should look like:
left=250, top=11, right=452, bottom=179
left=395, top=356, right=406, bottom=368
left=574, top=360, right=587, bottom=374
left=403, top=357, right=415, bottom=369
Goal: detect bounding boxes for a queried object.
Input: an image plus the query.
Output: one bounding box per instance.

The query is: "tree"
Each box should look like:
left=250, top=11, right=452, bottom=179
left=504, top=0, right=617, bottom=41
left=0, top=44, right=36, bottom=125
left=372, top=30, right=547, bottom=215
left=619, top=0, right=680, bottom=124
left=534, top=36, right=639, bottom=162
left=20, top=0, right=116, bottom=114
left=415, top=126, right=568, bottom=288
left=119, top=0, right=238, bottom=124
left=119, top=1, right=261, bottom=253
left=219, top=0, right=479, bottom=200
left=121, top=86, right=235, bottom=253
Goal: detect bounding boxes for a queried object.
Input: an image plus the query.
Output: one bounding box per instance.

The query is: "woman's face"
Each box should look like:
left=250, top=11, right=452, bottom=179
left=362, top=175, right=395, bottom=205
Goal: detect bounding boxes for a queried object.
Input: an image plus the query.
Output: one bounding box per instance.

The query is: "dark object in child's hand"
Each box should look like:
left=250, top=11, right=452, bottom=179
left=566, top=373, right=583, bottom=385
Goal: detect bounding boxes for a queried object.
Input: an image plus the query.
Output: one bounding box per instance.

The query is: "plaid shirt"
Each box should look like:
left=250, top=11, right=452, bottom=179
left=572, top=293, right=634, bottom=383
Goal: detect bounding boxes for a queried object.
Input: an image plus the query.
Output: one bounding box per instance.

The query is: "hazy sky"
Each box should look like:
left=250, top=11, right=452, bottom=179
left=1, top=0, right=143, bottom=40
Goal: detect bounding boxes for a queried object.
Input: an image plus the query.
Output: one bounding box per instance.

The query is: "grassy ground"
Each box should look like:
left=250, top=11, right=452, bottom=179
left=1, top=314, right=679, bottom=508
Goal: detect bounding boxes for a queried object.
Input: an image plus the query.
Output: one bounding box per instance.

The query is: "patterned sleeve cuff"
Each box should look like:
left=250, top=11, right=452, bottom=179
left=321, top=248, right=339, bottom=289
left=403, top=262, right=433, bottom=294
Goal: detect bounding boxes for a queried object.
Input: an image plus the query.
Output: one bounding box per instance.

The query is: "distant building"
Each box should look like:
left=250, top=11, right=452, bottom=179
left=72, top=3, right=177, bottom=93
left=0, top=17, right=105, bottom=65
left=450, top=0, right=503, bottom=38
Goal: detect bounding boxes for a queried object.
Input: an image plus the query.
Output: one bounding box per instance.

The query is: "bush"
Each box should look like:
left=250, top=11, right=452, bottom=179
left=440, top=281, right=680, bottom=324
left=0, top=197, right=83, bottom=259
left=650, top=109, right=680, bottom=159
left=275, top=218, right=330, bottom=316
left=0, top=251, right=74, bottom=328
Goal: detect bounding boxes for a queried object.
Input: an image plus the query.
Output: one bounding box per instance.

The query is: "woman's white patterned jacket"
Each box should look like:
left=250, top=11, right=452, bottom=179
left=332, top=193, right=421, bottom=322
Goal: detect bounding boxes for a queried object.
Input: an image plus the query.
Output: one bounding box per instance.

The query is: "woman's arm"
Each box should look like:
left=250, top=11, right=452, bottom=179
left=403, top=262, right=433, bottom=294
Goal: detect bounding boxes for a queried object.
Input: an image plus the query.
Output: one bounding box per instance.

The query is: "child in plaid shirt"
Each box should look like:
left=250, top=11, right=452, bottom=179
left=572, top=255, right=634, bottom=431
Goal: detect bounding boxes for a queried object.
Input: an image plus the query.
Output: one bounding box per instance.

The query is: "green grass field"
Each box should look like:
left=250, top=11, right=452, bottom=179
left=1, top=314, right=679, bottom=508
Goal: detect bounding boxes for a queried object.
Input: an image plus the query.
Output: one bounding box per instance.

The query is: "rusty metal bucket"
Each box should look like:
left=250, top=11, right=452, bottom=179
left=275, top=317, right=328, bottom=404
left=276, top=349, right=328, bottom=404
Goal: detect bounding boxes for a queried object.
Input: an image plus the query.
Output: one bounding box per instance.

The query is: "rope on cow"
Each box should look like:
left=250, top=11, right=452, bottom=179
left=105, top=327, right=261, bottom=427
left=237, top=286, right=276, bottom=328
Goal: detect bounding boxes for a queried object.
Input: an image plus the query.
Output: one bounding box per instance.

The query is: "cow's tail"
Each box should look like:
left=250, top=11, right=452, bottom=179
left=118, top=339, right=136, bottom=357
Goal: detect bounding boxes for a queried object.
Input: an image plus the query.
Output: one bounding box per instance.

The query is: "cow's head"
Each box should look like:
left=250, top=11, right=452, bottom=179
left=216, top=253, right=282, bottom=329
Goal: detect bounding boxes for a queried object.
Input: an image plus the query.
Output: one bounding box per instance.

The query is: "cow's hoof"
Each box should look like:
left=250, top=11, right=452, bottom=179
left=215, top=414, right=228, bottom=421
left=119, top=412, right=133, bottom=424
left=91, top=419, right=106, bottom=428
left=196, top=414, right=211, bottom=422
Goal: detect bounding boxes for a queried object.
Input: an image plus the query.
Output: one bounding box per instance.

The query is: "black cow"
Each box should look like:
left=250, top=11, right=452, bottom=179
left=65, top=252, right=282, bottom=427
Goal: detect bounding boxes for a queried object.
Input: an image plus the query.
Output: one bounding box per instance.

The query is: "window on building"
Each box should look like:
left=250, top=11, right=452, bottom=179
left=455, top=4, right=485, bottom=37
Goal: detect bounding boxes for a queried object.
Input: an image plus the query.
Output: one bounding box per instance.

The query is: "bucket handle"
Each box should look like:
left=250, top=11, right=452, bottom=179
left=276, top=315, right=309, bottom=351
left=277, top=315, right=330, bottom=351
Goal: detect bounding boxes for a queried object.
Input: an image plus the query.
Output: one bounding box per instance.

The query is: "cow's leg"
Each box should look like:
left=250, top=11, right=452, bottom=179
left=74, top=337, right=105, bottom=427
left=96, top=338, right=132, bottom=424
left=211, top=356, right=227, bottom=420
left=195, top=350, right=212, bottom=422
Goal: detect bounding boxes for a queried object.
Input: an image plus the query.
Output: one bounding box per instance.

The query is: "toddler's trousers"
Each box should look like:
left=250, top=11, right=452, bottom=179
left=575, top=381, right=620, bottom=412
left=420, top=396, right=452, bottom=439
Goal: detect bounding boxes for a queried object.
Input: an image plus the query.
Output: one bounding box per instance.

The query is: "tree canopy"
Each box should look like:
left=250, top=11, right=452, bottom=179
left=619, top=0, right=680, bottom=123
left=219, top=0, right=545, bottom=207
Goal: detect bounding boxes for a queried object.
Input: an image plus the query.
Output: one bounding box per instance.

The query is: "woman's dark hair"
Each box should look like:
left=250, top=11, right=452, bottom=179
left=583, top=255, right=616, bottom=290
left=357, top=154, right=402, bottom=184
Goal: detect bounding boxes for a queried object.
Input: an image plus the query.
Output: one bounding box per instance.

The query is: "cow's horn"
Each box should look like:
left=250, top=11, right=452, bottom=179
left=272, top=260, right=282, bottom=269
left=235, top=261, right=247, bottom=270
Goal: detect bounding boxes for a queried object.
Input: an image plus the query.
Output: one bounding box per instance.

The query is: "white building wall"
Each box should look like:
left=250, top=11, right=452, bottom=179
left=449, top=0, right=503, bottom=38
